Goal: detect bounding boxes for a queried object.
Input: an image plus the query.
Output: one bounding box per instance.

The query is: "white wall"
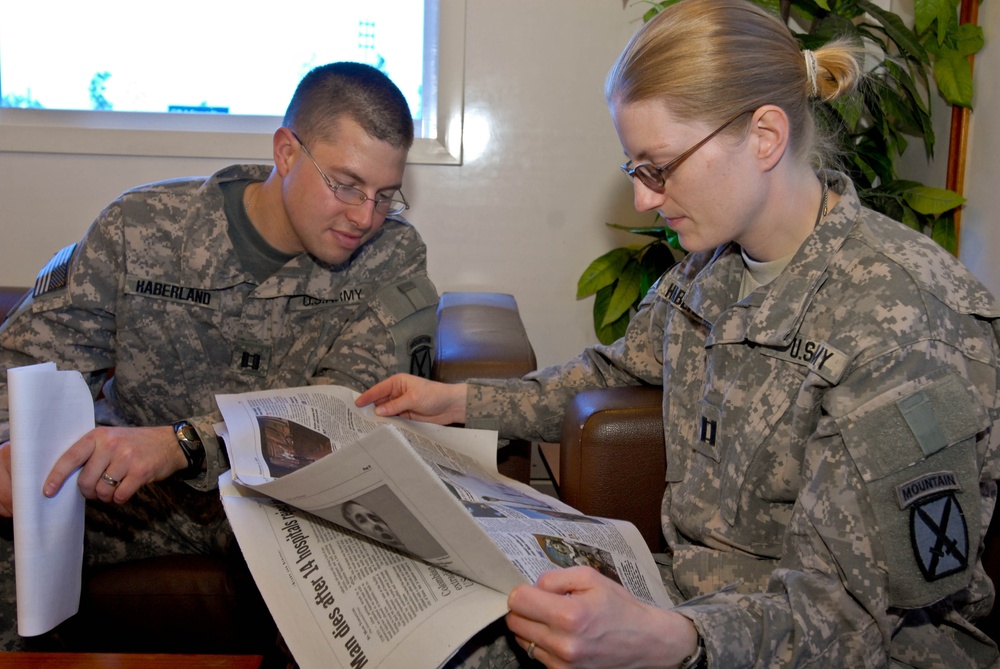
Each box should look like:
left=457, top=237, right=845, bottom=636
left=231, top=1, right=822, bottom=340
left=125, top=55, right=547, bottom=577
left=0, top=0, right=649, bottom=369
left=3, top=0, right=997, bottom=369
left=958, top=1, right=1000, bottom=296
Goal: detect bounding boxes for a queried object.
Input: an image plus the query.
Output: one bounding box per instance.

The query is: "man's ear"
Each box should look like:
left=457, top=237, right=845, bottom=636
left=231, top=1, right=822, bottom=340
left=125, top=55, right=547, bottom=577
left=750, top=105, right=789, bottom=172
left=273, top=127, right=298, bottom=177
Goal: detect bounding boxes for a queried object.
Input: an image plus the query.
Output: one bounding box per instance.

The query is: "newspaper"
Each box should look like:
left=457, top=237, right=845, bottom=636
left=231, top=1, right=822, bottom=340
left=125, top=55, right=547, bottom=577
left=216, top=385, right=672, bottom=669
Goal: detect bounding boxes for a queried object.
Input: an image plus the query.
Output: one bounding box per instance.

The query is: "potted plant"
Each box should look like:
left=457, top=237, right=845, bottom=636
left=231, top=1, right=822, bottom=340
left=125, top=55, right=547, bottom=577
left=578, top=0, right=983, bottom=344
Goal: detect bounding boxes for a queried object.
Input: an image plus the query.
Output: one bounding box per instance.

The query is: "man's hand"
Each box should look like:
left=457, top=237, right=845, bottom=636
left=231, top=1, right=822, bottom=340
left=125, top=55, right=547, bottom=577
left=42, top=425, right=188, bottom=505
left=505, top=566, right=698, bottom=668
left=1, top=442, right=12, bottom=517
left=356, top=374, right=469, bottom=425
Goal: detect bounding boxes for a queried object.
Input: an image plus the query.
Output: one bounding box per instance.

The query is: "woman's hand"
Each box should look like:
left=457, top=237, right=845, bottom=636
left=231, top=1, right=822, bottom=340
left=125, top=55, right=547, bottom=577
left=506, top=566, right=699, bottom=668
left=42, top=425, right=188, bottom=505
left=356, top=374, right=469, bottom=425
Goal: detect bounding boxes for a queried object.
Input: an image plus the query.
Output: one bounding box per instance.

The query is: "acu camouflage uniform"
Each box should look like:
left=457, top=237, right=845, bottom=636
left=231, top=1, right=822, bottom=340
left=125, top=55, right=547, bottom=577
left=464, top=172, right=1000, bottom=667
left=0, top=163, right=438, bottom=645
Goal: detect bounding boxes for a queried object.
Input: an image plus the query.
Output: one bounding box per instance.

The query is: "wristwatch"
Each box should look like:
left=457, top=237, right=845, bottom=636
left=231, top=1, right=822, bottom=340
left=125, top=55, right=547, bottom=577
left=678, top=632, right=706, bottom=669
left=173, top=420, right=205, bottom=479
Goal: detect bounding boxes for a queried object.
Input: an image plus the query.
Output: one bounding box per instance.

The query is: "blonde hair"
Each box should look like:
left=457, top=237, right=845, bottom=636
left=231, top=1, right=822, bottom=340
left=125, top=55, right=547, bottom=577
left=606, top=0, right=863, bottom=165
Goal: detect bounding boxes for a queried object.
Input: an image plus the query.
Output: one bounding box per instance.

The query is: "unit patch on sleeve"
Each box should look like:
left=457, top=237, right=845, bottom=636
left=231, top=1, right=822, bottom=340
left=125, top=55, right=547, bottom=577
left=897, top=472, right=969, bottom=581
left=33, top=243, right=77, bottom=297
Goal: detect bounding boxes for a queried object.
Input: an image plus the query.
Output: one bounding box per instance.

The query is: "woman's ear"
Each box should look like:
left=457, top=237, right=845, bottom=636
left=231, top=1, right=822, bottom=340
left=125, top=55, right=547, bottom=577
left=273, top=127, right=298, bottom=177
left=750, top=105, right=789, bottom=172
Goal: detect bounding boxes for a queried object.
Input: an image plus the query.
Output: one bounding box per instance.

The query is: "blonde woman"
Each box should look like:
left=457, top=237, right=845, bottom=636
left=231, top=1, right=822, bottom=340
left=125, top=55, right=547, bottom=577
left=360, top=0, right=1000, bottom=665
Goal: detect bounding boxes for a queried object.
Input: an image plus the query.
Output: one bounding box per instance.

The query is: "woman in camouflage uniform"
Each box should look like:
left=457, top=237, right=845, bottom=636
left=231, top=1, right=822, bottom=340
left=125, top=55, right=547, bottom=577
left=359, top=0, right=1000, bottom=666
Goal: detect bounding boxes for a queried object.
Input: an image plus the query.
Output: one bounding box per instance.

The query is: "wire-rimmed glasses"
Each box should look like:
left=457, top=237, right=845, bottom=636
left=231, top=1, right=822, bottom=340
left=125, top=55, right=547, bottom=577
left=620, top=110, right=752, bottom=191
left=291, top=130, right=409, bottom=216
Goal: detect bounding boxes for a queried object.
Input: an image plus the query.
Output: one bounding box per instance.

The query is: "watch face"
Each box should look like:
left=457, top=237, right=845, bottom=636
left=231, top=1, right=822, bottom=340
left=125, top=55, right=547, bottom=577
left=174, top=421, right=205, bottom=479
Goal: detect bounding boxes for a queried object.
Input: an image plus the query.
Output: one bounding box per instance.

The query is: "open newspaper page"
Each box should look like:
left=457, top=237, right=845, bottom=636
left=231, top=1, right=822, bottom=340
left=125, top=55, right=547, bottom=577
left=217, top=385, right=672, bottom=668
left=221, top=472, right=508, bottom=669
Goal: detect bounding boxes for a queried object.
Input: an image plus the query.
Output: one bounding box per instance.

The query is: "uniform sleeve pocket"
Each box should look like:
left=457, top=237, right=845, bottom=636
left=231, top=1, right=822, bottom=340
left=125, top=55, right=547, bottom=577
left=838, top=373, right=987, bottom=607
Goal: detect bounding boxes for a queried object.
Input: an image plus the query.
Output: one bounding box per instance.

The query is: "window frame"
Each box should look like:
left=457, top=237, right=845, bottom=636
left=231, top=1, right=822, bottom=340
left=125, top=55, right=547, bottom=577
left=0, top=0, right=465, bottom=166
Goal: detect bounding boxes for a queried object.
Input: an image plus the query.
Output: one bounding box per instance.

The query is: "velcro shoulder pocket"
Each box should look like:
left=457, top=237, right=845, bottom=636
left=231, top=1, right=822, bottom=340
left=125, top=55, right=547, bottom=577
left=838, top=374, right=987, bottom=607
left=375, top=276, right=439, bottom=378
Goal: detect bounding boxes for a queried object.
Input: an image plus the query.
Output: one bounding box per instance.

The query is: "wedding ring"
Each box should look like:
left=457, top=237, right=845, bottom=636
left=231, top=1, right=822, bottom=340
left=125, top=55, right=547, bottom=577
left=101, top=471, right=121, bottom=488
left=526, top=641, right=537, bottom=659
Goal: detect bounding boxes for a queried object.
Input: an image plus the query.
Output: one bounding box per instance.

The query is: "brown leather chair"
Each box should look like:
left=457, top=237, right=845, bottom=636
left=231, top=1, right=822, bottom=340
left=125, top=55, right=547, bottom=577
left=0, top=288, right=537, bottom=657
left=435, top=291, right=537, bottom=483
left=0, top=287, right=26, bottom=323
left=557, top=385, right=1000, bottom=642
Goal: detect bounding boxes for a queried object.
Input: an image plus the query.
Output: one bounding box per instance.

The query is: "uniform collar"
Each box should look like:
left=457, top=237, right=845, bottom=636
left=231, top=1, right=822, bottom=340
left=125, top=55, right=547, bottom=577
left=188, top=164, right=393, bottom=300
left=746, top=171, right=860, bottom=347
left=180, top=164, right=274, bottom=288
left=670, top=171, right=860, bottom=346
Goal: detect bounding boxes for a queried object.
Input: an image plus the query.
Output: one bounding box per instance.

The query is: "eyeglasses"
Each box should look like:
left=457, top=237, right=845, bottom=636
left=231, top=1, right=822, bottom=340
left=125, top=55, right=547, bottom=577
left=620, top=110, right=752, bottom=191
left=290, top=130, right=409, bottom=216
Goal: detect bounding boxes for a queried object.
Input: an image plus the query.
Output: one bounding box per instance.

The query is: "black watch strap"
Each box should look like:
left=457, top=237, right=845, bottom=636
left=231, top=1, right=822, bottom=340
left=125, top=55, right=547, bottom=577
left=173, top=420, right=205, bottom=479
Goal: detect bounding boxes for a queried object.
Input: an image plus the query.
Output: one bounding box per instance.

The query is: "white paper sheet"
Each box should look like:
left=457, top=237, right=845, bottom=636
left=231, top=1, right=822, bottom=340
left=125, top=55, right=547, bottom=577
left=8, top=362, right=92, bottom=636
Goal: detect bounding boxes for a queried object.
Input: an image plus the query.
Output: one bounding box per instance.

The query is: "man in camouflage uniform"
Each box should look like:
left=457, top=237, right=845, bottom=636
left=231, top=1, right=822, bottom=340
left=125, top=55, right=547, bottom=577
left=0, top=62, right=438, bottom=647
left=365, top=172, right=1000, bottom=668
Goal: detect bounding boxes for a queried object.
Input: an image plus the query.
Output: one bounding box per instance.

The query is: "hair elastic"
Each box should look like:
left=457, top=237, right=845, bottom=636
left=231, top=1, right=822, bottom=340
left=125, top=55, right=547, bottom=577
left=803, top=49, right=819, bottom=99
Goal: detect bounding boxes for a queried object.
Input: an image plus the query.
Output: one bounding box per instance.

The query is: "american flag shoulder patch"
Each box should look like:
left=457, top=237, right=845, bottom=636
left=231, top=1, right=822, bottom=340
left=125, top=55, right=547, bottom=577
left=33, top=243, right=77, bottom=297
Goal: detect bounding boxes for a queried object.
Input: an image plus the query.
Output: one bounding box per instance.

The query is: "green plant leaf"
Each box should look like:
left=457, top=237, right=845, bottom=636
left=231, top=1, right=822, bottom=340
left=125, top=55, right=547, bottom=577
left=899, top=203, right=922, bottom=231
left=903, top=185, right=966, bottom=215
left=931, top=215, right=958, bottom=254
left=638, top=0, right=679, bottom=22
left=577, top=247, right=634, bottom=298
left=639, top=242, right=676, bottom=295
left=597, top=310, right=631, bottom=345
left=937, top=0, right=958, bottom=46
left=885, top=60, right=930, bottom=116
left=934, top=51, right=974, bottom=107
left=592, top=284, right=614, bottom=339
left=914, top=0, right=947, bottom=35
left=606, top=222, right=672, bottom=239
left=827, top=90, right=864, bottom=132
left=602, top=260, right=643, bottom=327
left=955, top=23, right=985, bottom=57
left=855, top=0, right=929, bottom=64
left=593, top=284, right=631, bottom=344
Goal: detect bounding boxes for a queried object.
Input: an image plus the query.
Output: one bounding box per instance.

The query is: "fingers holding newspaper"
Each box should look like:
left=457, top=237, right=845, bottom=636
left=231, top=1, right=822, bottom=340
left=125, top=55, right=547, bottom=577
left=355, top=373, right=469, bottom=425
left=506, top=566, right=697, bottom=668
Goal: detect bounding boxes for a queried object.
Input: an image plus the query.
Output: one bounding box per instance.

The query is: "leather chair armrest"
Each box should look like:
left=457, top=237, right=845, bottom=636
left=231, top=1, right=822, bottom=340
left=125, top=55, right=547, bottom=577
left=433, top=292, right=537, bottom=483
left=559, top=386, right=666, bottom=553
left=0, top=286, right=29, bottom=324
left=433, top=291, right=537, bottom=382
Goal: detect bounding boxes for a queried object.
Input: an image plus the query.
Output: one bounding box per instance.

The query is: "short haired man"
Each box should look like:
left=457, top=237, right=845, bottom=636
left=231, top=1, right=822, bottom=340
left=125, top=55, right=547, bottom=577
left=0, top=62, right=438, bottom=647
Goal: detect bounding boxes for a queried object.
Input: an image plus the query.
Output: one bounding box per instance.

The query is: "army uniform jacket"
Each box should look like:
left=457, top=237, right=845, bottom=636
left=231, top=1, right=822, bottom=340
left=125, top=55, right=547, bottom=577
left=467, top=173, right=1000, bottom=667
left=0, top=164, right=438, bottom=491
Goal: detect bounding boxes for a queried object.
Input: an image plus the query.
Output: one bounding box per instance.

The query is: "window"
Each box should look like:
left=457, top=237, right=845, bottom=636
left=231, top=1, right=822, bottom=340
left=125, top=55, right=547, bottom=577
left=0, top=0, right=464, bottom=164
